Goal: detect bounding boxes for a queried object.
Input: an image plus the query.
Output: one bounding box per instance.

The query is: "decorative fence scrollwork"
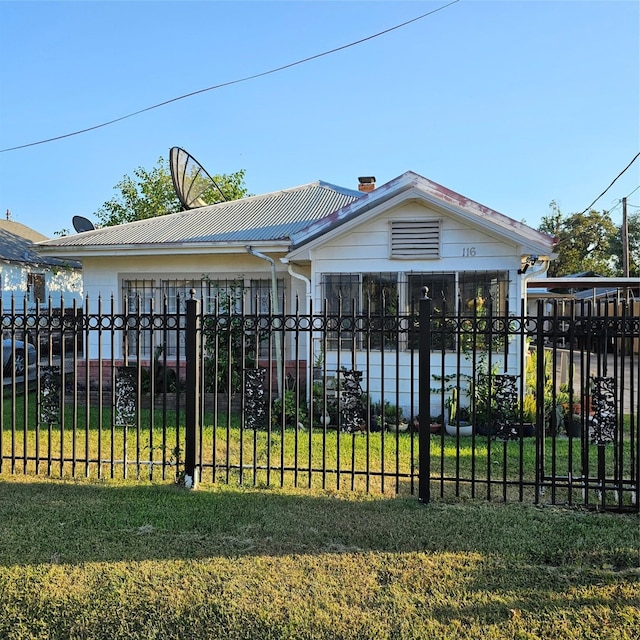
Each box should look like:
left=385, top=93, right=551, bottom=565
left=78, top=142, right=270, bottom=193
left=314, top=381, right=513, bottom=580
left=589, top=376, right=616, bottom=445
left=339, top=369, right=365, bottom=433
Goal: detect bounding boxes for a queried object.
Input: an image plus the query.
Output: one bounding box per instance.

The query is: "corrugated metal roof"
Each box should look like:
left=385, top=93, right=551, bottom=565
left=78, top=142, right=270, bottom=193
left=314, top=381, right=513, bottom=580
left=40, top=181, right=363, bottom=248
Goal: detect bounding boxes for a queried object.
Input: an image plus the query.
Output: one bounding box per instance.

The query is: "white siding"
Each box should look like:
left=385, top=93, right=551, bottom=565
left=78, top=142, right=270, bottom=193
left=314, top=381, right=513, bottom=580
left=1, top=262, right=82, bottom=311
left=311, top=201, right=521, bottom=276
left=308, top=200, right=528, bottom=410
left=80, top=253, right=308, bottom=360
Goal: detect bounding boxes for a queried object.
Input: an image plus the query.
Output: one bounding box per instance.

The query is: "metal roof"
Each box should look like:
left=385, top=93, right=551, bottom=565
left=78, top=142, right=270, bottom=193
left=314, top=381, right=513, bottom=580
left=39, top=181, right=363, bottom=249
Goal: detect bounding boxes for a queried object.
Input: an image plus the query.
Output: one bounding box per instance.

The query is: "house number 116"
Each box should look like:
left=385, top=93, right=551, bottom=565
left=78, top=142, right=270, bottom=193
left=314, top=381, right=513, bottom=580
left=462, top=247, right=477, bottom=257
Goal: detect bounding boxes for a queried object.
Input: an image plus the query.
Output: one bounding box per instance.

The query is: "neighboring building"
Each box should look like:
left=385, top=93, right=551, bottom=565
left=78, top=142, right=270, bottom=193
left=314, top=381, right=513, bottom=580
left=526, top=272, right=639, bottom=356
left=0, top=217, right=83, bottom=312
left=38, top=171, right=556, bottom=410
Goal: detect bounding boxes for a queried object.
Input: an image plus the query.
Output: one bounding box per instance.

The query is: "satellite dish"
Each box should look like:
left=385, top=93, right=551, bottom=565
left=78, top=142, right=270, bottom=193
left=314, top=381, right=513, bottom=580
left=169, top=146, right=227, bottom=210
left=72, top=215, right=95, bottom=233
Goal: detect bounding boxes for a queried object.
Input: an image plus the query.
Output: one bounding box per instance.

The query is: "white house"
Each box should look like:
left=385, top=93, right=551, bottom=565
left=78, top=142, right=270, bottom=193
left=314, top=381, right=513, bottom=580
left=0, top=218, right=82, bottom=313
left=38, top=171, right=555, bottom=412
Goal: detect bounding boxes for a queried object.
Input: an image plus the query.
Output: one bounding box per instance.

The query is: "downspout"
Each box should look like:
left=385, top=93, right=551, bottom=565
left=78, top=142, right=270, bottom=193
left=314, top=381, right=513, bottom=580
left=246, top=246, right=283, bottom=399
left=281, top=257, right=312, bottom=400
left=521, top=258, right=551, bottom=311
left=280, top=258, right=311, bottom=311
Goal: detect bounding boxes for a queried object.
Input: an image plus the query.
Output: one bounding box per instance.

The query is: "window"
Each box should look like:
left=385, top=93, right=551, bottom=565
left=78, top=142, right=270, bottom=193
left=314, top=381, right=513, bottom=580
left=322, top=273, right=399, bottom=350
left=122, top=277, right=285, bottom=358
left=407, top=273, right=455, bottom=314
left=27, top=273, right=45, bottom=304
left=407, top=271, right=508, bottom=315
left=407, top=273, right=456, bottom=350
left=123, top=279, right=155, bottom=357
left=407, top=271, right=509, bottom=350
left=249, top=279, right=285, bottom=314
left=322, top=273, right=398, bottom=316
left=322, top=271, right=511, bottom=353
left=458, top=271, right=508, bottom=316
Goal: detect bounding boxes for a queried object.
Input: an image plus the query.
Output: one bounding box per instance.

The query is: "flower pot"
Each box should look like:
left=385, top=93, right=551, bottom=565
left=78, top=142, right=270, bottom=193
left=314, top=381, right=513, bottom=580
left=520, top=423, right=536, bottom=438
left=565, top=415, right=582, bottom=438
left=445, top=423, right=473, bottom=437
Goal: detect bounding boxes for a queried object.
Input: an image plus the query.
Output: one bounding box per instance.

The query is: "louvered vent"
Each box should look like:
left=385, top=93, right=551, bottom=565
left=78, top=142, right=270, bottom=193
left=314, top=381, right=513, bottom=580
left=390, top=220, right=440, bottom=258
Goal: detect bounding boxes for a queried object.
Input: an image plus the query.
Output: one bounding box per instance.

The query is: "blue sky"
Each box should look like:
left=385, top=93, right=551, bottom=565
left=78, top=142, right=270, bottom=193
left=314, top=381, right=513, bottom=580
left=1, top=0, right=638, bottom=238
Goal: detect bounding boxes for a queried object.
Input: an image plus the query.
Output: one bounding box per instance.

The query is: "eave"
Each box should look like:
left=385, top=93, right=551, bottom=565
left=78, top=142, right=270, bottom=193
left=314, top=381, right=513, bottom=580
left=37, top=240, right=291, bottom=260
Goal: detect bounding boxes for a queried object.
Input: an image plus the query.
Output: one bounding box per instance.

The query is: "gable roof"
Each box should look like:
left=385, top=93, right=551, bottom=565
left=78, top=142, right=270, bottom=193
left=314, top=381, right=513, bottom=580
left=38, top=171, right=555, bottom=261
left=0, top=220, right=80, bottom=268
left=38, top=181, right=363, bottom=256
left=288, top=171, right=555, bottom=258
left=0, top=219, right=49, bottom=244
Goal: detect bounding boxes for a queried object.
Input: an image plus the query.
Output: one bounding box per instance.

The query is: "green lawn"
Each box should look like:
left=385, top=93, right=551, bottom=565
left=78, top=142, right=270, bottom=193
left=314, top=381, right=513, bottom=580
left=3, top=392, right=637, bottom=509
left=0, top=475, right=638, bottom=639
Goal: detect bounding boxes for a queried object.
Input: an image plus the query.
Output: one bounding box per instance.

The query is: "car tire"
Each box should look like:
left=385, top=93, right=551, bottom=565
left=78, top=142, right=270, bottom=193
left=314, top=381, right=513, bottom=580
left=5, top=349, right=26, bottom=377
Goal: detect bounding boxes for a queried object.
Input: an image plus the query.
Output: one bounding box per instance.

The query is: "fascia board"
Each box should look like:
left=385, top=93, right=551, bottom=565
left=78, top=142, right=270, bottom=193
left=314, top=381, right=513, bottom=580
left=37, top=241, right=290, bottom=260
left=422, top=194, right=554, bottom=256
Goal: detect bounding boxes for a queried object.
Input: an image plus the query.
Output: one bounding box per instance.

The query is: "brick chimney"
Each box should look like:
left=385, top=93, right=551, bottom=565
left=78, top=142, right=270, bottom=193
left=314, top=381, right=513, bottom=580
left=358, top=176, right=376, bottom=193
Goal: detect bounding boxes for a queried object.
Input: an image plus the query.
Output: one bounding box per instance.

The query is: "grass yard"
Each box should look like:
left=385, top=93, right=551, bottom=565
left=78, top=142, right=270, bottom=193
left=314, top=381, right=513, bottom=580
left=3, top=389, right=637, bottom=511
left=0, top=475, right=638, bottom=640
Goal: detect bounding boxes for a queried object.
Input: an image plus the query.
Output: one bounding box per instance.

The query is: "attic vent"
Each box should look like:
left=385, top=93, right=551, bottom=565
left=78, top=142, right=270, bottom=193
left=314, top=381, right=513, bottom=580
left=390, top=220, right=440, bottom=258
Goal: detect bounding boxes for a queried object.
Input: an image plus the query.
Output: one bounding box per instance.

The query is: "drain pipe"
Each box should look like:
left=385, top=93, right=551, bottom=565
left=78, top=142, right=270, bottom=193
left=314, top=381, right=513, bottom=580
left=521, top=257, right=551, bottom=311
left=246, top=246, right=283, bottom=399
left=281, top=257, right=312, bottom=401
left=280, top=258, right=311, bottom=311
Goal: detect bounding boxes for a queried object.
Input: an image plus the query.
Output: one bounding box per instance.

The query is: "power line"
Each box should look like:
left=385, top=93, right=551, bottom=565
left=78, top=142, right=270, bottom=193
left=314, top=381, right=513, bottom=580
left=0, top=0, right=461, bottom=154
left=625, top=184, right=640, bottom=199
left=580, top=152, right=640, bottom=214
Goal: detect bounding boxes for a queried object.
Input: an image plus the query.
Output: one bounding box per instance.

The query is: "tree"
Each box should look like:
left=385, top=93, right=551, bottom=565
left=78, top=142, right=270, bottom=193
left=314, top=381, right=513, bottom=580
left=539, top=202, right=618, bottom=277
left=95, top=157, right=248, bottom=227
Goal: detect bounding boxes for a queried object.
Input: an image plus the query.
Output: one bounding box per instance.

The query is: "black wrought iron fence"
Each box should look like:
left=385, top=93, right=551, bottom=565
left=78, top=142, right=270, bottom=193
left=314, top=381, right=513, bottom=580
left=0, top=294, right=638, bottom=512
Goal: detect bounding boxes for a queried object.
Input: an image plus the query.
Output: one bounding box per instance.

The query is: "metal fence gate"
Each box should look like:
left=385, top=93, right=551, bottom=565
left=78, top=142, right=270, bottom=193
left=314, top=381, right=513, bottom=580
left=1, top=293, right=638, bottom=511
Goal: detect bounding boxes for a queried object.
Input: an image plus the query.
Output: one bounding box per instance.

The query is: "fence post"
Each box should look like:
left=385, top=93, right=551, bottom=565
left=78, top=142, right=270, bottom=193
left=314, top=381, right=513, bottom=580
left=184, top=289, right=200, bottom=489
left=419, top=287, right=432, bottom=503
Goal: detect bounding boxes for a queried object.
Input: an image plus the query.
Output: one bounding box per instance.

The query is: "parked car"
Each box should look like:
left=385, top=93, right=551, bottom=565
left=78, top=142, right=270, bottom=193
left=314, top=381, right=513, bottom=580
left=2, top=339, right=37, bottom=377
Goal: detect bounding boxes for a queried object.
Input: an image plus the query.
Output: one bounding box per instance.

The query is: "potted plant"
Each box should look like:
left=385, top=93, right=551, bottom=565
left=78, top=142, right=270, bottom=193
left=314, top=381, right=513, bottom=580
left=429, top=415, right=443, bottom=434
left=313, top=344, right=324, bottom=380
left=312, top=380, right=336, bottom=427
left=273, top=390, right=307, bottom=429
left=445, top=388, right=473, bottom=436
left=519, top=393, right=537, bottom=437
left=372, top=400, right=405, bottom=431
left=556, top=385, right=581, bottom=438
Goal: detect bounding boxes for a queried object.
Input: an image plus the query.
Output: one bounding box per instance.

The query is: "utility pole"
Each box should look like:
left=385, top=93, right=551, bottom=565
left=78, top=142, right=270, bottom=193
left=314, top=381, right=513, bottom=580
left=622, top=197, right=629, bottom=278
